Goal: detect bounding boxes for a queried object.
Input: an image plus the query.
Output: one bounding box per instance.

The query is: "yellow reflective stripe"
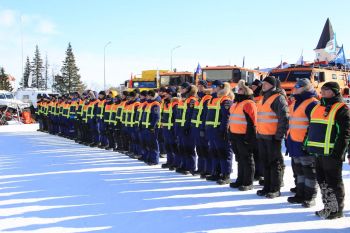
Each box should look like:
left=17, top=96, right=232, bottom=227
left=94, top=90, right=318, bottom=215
left=307, top=141, right=334, bottom=148
left=175, top=104, right=187, bottom=126
left=324, top=103, right=342, bottom=154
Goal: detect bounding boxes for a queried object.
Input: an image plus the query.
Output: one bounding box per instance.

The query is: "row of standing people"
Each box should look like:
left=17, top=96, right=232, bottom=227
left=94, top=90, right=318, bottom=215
left=36, top=77, right=350, bottom=220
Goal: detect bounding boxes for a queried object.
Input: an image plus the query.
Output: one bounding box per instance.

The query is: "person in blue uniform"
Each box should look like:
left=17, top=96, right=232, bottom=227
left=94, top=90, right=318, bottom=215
left=205, top=80, right=234, bottom=184
left=190, top=82, right=213, bottom=178
left=174, top=82, right=198, bottom=175
left=161, top=87, right=179, bottom=169
left=140, top=90, right=161, bottom=165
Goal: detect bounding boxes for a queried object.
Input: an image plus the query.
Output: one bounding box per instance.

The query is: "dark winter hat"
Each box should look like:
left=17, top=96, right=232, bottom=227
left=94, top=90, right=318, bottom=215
left=147, top=90, right=156, bottom=97
left=212, top=80, right=224, bottom=88
left=159, top=86, right=167, bottom=93
left=252, top=79, right=262, bottom=87
left=181, top=82, right=191, bottom=89
left=295, top=78, right=311, bottom=89
left=134, top=88, right=140, bottom=94
left=263, top=76, right=277, bottom=87
left=140, top=90, right=148, bottom=97
left=166, top=87, right=176, bottom=95
left=122, top=91, right=129, bottom=97
left=322, top=81, right=340, bottom=94
left=129, top=91, right=137, bottom=97
left=99, top=91, right=106, bottom=96
left=37, top=94, right=43, bottom=99
left=198, top=80, right=208, bottom=88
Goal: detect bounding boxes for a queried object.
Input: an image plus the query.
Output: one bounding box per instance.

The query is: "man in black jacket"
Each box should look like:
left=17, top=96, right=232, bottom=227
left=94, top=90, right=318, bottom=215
left=305, top=81, right=350, bottom=219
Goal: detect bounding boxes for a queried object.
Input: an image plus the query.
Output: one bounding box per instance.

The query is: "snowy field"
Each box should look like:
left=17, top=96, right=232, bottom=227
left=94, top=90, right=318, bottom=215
left=0, top=124, right=349, bottom=233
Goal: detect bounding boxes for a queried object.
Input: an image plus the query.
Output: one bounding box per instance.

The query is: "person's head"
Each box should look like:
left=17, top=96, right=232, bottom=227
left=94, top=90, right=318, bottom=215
left=139, top=90, right=148, bottom=100
left=122, top=91, right=128, bottom=100
left=159, top=86, right=167, bottom=97
left=293, top=78, right=313, bottom=95
left=129, top=90, right=137, bottom=100
left=165, top=87, right=176, bottom=100
left=321, top=82, right=340, bottom=99
left=251, top=79, right=262, bottom=91
left=147, top=90, right=156, bottom=100
left=98, top=91, right=106, bottom=100
left=180, top=82, right=191, bottom=95
left=237, top=80, right=254, bottom=96
left=211, top=80, right=224, bottom=93
left=262, top=76, right=277, bottom=92
left=198, top=80, right=208, bottom=92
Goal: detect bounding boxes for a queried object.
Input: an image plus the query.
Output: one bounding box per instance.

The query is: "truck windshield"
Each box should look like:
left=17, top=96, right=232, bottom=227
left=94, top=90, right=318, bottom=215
left=160, top=76, right=171, bottom=86
left=132, top=81, right=157, bottom=88
left=287, top=71, right=311, bottom=82
left=269, top=71, right=289, bottom=82
left=0, top=94, right=5, bottom=99
left=204, top=69, right=232, bottom=82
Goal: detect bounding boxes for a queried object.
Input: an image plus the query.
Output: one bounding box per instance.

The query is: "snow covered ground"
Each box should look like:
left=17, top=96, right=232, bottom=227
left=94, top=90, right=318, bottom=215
left=0, top=124, right=349, bottom=233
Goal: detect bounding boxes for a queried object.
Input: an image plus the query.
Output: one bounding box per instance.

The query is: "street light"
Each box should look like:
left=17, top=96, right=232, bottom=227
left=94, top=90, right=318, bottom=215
left=170, top=45, right=181, bottom=71
left=103, top=41, right=112, bottom=90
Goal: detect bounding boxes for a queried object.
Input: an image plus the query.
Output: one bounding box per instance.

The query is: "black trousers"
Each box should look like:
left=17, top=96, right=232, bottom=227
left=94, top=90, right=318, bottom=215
left=258, top=138, right=284, bottom=193
left=316, top=156, right=345, bottom=212
left=231, top=137, right=255, bottom=186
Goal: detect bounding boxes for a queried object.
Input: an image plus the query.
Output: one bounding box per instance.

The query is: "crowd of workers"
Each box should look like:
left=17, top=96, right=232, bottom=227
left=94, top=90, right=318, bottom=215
left=35, top=76, right=350, bottom=220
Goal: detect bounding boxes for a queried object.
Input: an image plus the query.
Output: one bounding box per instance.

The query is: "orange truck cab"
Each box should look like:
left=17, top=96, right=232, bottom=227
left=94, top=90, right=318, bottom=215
left=201, top=65, right=267, bottom=89
left=269, top=65, right=350, bottom=96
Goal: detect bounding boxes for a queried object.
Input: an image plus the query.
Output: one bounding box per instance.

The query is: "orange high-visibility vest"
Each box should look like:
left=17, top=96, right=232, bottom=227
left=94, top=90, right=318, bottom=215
left=229, top=99, right=256, bottom=134
left=256, top=93, right=280, bottom=135
left=287, top=97, right=317, bottom=142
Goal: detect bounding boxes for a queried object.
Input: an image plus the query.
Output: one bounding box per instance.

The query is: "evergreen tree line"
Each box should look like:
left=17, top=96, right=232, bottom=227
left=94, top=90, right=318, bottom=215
left=20, top=43, right=86, bottom=94
left=0, top=67, right=13, bottom=92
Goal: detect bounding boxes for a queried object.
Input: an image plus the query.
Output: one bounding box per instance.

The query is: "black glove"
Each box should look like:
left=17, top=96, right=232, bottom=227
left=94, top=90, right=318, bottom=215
left=149, top=128, right=155, bottom=134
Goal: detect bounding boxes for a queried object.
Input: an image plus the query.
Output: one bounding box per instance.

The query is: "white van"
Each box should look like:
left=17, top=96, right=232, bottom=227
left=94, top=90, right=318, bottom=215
left=0, top=90, right=30, bottom=109
left=15, top=88, right=56, bottom=108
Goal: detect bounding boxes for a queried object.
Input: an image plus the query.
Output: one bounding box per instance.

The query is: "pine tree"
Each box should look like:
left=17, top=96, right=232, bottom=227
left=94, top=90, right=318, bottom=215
left=54, top=43, right=86, bottom=94
left=20, top=56, right=31, bottom=88
left=0, top=67, right=13, bottom=91
left=31, top=45, right=44, bottom=89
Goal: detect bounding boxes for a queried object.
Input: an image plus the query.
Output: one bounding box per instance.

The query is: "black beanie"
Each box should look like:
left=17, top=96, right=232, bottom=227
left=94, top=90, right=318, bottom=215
left=129, top=91, right=136, bottom=97
left=99, top=91, right=106, bottom=96
left=140, top=90, right=148, bottom=97
left=147, top=90, right=156, bottom=97
left=263, top=76, right=276, bottom=87
left=252, top=79, right=262, bottom=86
left=122, top=91, right=129, bottom=96
left=322, top=82, right=340, bottom=94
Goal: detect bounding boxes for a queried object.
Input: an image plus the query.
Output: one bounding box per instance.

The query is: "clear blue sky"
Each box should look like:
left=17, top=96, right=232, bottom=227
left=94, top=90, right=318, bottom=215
left=0, top=0, right=349, bottom=90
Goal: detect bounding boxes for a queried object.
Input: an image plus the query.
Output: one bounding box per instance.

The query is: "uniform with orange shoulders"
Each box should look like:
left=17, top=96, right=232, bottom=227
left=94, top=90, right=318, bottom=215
left=205, top=81, right=233, bottom=185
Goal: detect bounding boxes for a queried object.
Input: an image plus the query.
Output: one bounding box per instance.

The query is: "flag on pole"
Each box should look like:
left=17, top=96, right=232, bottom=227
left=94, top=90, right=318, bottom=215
left=331, top=45, right=347, bottom=65
left=296, top=50, right=304, bottom=65
left=195, top=63, right=202, bottom=75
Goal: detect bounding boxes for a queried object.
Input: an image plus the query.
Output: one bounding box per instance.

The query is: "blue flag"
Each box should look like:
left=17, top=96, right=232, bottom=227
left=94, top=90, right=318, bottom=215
left=195, top=63, right=202, bottom=74
left=332, top=45, right=348, bottom=66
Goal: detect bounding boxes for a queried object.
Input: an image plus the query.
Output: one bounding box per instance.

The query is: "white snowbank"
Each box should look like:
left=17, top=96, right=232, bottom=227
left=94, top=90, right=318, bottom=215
left=0, top=125, right=348, bottom=233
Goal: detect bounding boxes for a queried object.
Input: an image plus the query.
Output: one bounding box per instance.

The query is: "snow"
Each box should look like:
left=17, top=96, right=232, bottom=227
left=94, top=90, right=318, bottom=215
left=0, top=124, right=349, bottom=233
